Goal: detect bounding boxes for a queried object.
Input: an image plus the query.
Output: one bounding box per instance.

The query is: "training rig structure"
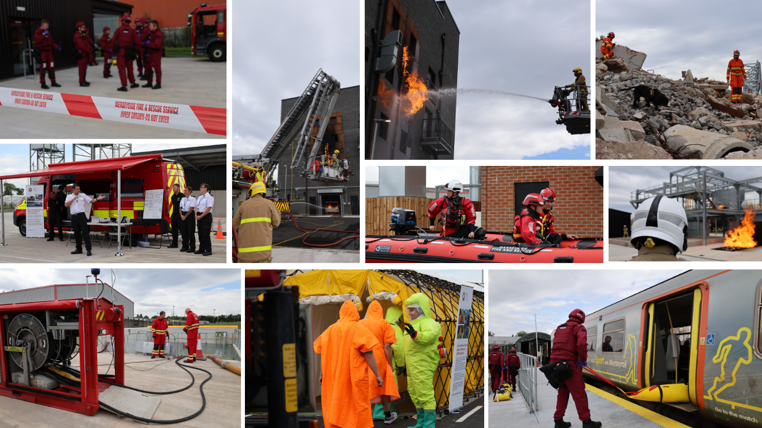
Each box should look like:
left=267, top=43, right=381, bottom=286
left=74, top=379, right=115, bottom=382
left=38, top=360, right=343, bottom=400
left=0, top=269, right=124, bottom=416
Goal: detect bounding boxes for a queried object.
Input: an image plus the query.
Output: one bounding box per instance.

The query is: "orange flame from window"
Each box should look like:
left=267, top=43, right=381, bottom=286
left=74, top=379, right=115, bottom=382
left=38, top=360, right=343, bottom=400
left=400, top=46, right=428, bottom=117
left=377, top=79, right=394, bottom=109
left=725, top=207, right=757, bottom=248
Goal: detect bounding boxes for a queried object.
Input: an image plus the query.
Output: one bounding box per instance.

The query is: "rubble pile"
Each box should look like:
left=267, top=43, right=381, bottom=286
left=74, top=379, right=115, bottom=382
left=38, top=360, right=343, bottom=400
left=595, top=45, right=762, bottom=159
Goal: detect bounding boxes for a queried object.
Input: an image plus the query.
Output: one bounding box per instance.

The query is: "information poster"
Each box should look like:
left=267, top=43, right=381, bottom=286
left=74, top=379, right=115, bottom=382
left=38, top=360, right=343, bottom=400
left=25, top=185, right=45, bottom=238
left=143, top=189, right=164, bottom=220
left=449, top=284, right=474, bottom=413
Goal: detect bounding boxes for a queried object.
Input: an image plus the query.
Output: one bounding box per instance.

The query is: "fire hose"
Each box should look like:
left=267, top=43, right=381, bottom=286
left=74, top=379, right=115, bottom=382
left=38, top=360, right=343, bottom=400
left=206, top=352, right=241, bottom=376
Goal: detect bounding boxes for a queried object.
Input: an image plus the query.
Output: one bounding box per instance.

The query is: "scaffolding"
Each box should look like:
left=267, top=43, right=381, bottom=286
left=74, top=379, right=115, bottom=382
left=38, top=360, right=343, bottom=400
left=72, top=144, right=132, bottom=162
left=29, top=144, right=65, bottom=184
left=630, top=166, right=762, bottom=245
left=744, top=60, right=762, bottom=95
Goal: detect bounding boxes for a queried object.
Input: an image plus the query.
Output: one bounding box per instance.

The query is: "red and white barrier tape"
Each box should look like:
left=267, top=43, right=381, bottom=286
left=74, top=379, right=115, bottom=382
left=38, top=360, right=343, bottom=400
left=0, top=87, right=226, bottom=136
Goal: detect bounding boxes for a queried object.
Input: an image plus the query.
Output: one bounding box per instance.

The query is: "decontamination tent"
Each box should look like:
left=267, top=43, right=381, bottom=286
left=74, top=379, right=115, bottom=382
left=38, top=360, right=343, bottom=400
left=284, top=269, right=484, bottom=414
left=0, top=154, right=165, bottom=256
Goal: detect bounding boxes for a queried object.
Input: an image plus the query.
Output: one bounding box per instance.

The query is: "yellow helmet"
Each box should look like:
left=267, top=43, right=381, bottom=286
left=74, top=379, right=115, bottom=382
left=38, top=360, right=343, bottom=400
left=334, top=150, right=340, bottom=154
left=248, top=182, right=266, bottom=198
left=573, top=68, right=582, bottom=74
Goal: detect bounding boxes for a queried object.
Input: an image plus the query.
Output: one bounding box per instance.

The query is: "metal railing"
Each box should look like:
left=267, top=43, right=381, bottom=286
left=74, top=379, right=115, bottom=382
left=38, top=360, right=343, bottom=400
left=420, top=118, right=453, bottom=154
left=22, top=49, right=36, bottom=79
left=517, top=352, right=539, bottom=413
left=745, top=61, right=761, bottom=95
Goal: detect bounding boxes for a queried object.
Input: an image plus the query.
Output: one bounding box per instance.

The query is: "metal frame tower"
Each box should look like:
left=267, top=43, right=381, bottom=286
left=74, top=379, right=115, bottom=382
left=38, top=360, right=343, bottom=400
left=72, top=144, right=132, bottom=162
left=29, top=144, right=65, bottom=184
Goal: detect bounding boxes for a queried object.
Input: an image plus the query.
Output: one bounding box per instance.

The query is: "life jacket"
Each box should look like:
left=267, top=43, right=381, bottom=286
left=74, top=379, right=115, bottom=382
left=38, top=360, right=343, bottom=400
left=513, top=208, right=543, bottom=241
left=488, top=351, right=503, bottom=369
left=442, top=196, right=466, bottom=233
left=541, top=210, right=554, bottom=238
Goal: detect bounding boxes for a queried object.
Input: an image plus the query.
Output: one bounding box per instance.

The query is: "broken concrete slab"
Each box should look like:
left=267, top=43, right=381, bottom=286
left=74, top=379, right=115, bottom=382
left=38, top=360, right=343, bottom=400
left=597, top=115, right=631, bottom=143
left=731, top=131, right=749, bottom=141
left=595, top=41, right=647, bottom=71
left=683, top=69, right=694, bottom=83
left=722, top=120, right=762, bottom=131
left=603, top=58, right=629, bottom=74
left=663, top=125, right=753, bottom=159
left=596, top=139, right=672, bottom=159
left=620, top=121, right=646, bottom=140
left=597, top=86, right=628, bottom=118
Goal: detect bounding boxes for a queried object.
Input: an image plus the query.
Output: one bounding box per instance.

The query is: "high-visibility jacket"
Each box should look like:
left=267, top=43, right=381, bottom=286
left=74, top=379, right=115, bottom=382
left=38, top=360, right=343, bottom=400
left=185, top=311, right=200, bottom=340
left=571, top=73, right=587, bottom=92
left=232, top=195, right=282, bottom=262
left=727, top=58, right=747, bottom=87
left=600, top=37, right=613, bottom=59
left=152, top=317, right=168, bottom=344
left=427, top=196, right=476, bottom=237
left=513, top=208, right=544, bottom=244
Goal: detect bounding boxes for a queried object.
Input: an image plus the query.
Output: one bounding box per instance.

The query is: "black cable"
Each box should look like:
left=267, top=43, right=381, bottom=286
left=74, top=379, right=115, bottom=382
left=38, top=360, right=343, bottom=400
left=98, top=357, right=196, bottom=395
left=98, top=358, right=212, bottom=425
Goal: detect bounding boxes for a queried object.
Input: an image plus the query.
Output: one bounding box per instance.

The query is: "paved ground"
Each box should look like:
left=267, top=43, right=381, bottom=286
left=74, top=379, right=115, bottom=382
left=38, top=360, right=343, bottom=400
left=0, top=57, right=225, bottom=139
left=608, top=241, right=761, bottom=261
left=0, top=352, right=240, bottom=427
left=371, top=395, right=483, bottom=428
left=490, top=380, right=688, bottom=427
left=0, top=215, right=226, bottom=263
left=271, top=247, right=359, bottom=263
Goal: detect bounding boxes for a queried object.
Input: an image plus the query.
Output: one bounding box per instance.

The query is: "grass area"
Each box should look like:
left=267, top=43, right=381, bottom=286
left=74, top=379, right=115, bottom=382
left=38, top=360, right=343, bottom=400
left=164, top=47, right=193, bottom=57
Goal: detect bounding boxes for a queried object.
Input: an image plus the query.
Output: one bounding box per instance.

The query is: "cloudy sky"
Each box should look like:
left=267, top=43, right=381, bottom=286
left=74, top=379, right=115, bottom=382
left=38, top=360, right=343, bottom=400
left=0, top=144, right=208, bottom=189
left=232, top=0, right=359, bottom=156
left=445, top=0, right=590, bottom=160
left=0, top=267, right=240, bottom=318
left=489, top=269, right=686, bottom=336
left=610, top=166, right=762, bottom=212
left=596, top=0, right=762, bottom=81
left=365, top=165, right=471, bottom=187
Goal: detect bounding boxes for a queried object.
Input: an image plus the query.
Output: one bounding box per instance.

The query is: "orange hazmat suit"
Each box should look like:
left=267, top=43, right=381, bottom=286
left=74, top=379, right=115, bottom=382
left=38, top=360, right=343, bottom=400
left=314, top=300, right=380, bottom=428
left=727, top=57, right=746, bottom=103
left=358, top=301, right=401, bottom=404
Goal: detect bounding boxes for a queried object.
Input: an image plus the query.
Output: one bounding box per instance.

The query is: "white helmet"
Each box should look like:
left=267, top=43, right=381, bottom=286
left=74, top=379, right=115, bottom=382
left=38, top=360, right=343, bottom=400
left=630, top=195, right=688, bottom=253
left=445, top=180, right=463, bottom=193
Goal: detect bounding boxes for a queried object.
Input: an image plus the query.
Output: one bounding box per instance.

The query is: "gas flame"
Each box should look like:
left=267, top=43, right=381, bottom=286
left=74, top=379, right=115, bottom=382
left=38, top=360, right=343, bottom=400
left=377, top=79, right=394, bottom=109
left=725, top=207, right=757, bottom=248
left=400, top=46, right=428, bottom=117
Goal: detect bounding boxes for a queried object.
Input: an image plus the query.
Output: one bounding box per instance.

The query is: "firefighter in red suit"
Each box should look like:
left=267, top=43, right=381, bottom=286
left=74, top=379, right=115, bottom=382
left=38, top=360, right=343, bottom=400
left=113, top=14, right=141, bottom=92
left=540, top=188, right=580, bottom=245
left=505, top=349, right=521, bottom=391
left=428, top=180, right=477, bottom=238
left=550, top=309, right=601, bottom=428
left=135, top=18, right=147, bottom=79
left=143, top=20, right=164, bottom=89
left=184, top=307, right=200, bottom=363
left=151, top=311, right=168, bottom=359
left=73, top=23, right=91, bottom=87
left=512, top=193, right=546, bottom=245
left=100, top=26, right=114, bottom=78
left=34, top=19, right=61, bottom=89
left=85, top=28, right=97, bottom=66
left=488, top=344, right=504, bottom=395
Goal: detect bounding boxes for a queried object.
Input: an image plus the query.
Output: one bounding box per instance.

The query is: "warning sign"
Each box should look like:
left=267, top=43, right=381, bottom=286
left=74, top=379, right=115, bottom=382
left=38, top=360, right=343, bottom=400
left=284, top=378, right=297, bottom=412
left=282, top=343, right=296, bottom=377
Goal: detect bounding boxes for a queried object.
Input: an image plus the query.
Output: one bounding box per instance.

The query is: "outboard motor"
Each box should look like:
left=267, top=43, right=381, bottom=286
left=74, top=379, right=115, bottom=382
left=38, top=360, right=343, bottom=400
left=389, top=207, right=418, bottom=235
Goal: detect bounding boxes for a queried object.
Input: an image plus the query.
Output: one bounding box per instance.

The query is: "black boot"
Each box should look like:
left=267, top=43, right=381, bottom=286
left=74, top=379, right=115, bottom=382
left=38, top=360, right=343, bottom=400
left=83, top=71, right=90, bottom=85
left=554, top=419, right=572, bottom=428
left=142, top=83, right=153, bottom=88
left=152, top=84, right=161, bottom=90
left=130, top=83, right=140, bottom=88
left=118, top=87, right=128, bottom=92
left=138, top=72, right=144, bottom=79
left=51, top=81, right=61, bottom=87
left=71, top=249, right=83, bottom=255
left=582, top=420, right=602, bottom=428
left=41, top=82, right=49, bottom=89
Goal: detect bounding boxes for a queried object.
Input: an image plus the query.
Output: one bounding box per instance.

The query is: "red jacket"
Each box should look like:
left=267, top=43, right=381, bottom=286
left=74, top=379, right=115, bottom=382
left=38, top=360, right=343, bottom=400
left=34, top=27, right=58, bottom=51
left=185, top=311, right=200, bottom=339
left=505, top=351, right=521, bottom=372
left=551, top=318, right=588, bottom=363
left=146, top=28, right=164, bottom=52
left=100, top=34, right=112, bottom=54
left=136, top=26, right=147, bottom=55
left=114, top=24, right=140, bottom=48
left=514, top=208, right=544, bottom=245
left=152, top=317, right=168, bottom=339
left=428, top=196, right=476, bottom=236
left=488, top=350, right=504, bottom=371
left=73, top=31, right=91, bottom=55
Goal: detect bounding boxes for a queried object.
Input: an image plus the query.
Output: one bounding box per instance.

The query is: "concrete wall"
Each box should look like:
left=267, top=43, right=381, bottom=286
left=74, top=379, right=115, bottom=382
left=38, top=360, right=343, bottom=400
left=480, top=166, right=604, bottom=237
left=365, top=0, right=460, bottom=159
left=278, top=86, right=360, bottom=216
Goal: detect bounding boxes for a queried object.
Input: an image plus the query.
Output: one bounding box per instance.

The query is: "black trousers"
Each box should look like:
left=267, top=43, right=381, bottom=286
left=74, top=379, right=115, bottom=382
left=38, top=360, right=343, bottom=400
left=197, top=215, right=212, bottom=253
left=48, top=214, right=63, bottom=239
left=170, top=214, right=181, bottom=245
left=72, top=213, right=91, bottom=251
left=181, top=212, right=196, bottom=250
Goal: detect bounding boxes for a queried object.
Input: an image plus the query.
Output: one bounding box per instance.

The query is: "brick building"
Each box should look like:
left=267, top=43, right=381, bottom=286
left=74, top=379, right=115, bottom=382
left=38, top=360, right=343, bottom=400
left=480, top=166, right=603, bottom=238
left=365, top=0, right=460, bottom=160
left=277, top=86, right=360, bottom=216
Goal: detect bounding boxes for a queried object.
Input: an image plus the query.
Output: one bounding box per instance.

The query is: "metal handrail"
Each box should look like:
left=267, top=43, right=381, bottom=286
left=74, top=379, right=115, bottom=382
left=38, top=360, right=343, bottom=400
left=22, top=49, right=36, bottom=79
left=517, top=352, right=538, bottom=413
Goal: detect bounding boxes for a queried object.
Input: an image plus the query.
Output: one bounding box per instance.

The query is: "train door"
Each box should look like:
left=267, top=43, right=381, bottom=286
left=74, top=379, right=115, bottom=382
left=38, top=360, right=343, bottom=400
left=8, top=18, right=41, bottom=76
left=642, top=288, right=702, bottom=405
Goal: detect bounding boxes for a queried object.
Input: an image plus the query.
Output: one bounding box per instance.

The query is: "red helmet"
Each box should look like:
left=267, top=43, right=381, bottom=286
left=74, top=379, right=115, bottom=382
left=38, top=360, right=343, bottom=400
left=75, top=21, right=85, bottom=28
left=523, top=193, right=544, bottom=207
left=608, top=32, right=615, bottom=38
left=734, top=50, right=740, bottom=56
left=569, top=309, right=586, bottom=323
left=509, top=349, right=516, bottom=354
left=121, top=14, right=132, bottom=23
left=492, top=344, right=500, bottom=351
left=540, top=188, right=556, bottom=202
left=103, top=26, right=110, bottom=32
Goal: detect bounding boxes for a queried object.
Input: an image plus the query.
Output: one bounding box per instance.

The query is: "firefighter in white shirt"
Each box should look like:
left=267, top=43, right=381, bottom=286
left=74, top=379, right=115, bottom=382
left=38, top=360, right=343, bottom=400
left=195, top=183, right=215, bottom=256
left=64, top=185, right=105, bottom=256
left=180, top=185, right=197, bottom=253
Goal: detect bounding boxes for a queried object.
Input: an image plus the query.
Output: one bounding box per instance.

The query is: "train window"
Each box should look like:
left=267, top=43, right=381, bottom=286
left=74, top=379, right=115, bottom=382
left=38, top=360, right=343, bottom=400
left=602, top=319, right=625, bottom=353
left=587, top=326, right=597, bottom=352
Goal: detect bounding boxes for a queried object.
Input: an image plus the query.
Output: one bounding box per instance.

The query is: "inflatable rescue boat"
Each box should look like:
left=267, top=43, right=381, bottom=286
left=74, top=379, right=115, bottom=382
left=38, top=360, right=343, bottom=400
left=365, top=233, right=603, bottom=263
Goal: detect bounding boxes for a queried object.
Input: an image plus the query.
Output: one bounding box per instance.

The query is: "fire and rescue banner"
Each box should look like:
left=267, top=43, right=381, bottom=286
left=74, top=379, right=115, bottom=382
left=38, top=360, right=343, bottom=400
left=449, top=284, right=474, bottom=413
left=25, top=185, right=45, bottom=238
left=0, top=88, right=226, bottom=136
